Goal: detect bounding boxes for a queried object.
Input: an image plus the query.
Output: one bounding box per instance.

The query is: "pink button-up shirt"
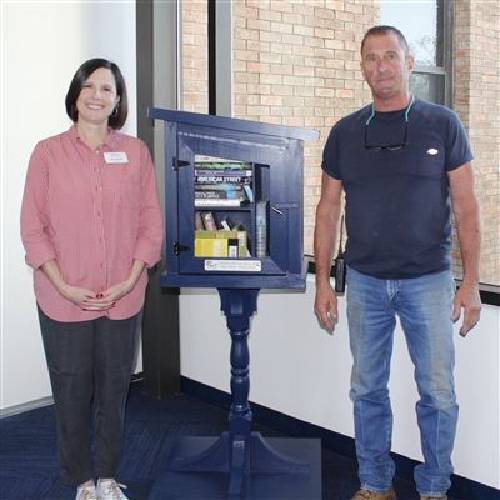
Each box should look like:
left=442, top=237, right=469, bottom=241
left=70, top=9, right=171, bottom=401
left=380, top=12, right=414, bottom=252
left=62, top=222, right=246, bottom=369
left=21, top=126, right=163, bottom=321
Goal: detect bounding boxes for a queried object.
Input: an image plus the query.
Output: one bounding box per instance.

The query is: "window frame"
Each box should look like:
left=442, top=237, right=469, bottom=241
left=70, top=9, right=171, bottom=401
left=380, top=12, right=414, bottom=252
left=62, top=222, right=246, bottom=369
left=407, top=0, right=453, bottom=107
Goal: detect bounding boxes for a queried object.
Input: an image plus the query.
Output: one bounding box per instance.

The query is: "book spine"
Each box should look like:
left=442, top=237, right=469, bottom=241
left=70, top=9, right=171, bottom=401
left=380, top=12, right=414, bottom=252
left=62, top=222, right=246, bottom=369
left=255, top=201, right=267, bottom=257
left=195, top=184, right=243, bottom=191
left=194, top=169, right=251, bottom=177
left=195, top=190, right=244, bottom=200
left=195, top=199, right=243, bottom=207
left=195, top=176, right=251, bottom=184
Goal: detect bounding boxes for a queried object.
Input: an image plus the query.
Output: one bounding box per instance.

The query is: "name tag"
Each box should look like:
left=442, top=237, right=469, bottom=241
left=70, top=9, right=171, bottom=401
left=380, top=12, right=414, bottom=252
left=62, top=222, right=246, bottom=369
left=104, top=151, right=128, bottom=164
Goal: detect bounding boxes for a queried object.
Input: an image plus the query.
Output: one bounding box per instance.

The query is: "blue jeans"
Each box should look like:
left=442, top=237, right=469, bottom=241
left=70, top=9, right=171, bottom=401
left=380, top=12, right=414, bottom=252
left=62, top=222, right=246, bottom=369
left=346, top=266, right=458, bottom=497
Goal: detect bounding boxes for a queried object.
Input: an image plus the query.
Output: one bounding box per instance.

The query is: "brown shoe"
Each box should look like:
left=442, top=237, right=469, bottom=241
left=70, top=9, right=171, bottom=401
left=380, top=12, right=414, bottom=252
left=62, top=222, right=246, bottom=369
left=420, top=496, right=447, bottom=500
left=351, top=488, right=396, bottom=500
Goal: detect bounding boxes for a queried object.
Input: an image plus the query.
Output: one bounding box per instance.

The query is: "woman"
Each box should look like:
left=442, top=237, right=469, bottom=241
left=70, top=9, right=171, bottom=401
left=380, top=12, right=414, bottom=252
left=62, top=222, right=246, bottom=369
left=20, top=59, right=163, bottom=500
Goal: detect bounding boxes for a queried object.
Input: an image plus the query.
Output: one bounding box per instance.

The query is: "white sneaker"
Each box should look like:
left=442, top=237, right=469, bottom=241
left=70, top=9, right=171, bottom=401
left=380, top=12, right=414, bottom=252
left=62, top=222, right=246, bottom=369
left=75, top=482, right=97, bottom=500
left=96, top=479, right=128, bottom=500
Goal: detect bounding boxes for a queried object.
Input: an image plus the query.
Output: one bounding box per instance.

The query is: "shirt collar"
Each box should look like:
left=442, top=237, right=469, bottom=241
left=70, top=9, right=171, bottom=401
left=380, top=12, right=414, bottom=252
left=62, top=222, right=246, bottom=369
left=68, top=124, right=121, bottom=150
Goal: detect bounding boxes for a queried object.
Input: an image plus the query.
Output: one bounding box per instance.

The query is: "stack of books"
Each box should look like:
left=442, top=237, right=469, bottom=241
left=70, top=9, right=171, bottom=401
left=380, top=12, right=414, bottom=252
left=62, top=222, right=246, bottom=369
left=194, top=156, right=253, bottom=207
left=194, top=212, right=249, bottom=258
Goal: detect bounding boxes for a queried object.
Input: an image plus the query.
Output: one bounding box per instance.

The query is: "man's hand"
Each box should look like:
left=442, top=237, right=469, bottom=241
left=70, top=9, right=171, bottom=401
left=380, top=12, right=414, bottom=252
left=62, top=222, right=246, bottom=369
left=314, top=283, right=338, bottom=334
left=448, top=164, right=481, bottom=337
left=314, top=173, right=342, bottom=335
left=451, top=282, right=481, bottom=337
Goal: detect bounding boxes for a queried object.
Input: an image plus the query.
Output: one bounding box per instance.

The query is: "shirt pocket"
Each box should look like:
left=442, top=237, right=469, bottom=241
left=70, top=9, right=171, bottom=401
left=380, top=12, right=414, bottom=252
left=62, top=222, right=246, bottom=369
left=407, top=144, right=446, bottom=179
left=117, top=166, right=141, bottom=209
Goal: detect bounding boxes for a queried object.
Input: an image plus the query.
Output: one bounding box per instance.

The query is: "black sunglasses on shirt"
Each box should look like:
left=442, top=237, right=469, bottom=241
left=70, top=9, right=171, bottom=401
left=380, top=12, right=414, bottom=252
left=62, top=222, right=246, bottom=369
left=364, top=95, right=414, bottom=151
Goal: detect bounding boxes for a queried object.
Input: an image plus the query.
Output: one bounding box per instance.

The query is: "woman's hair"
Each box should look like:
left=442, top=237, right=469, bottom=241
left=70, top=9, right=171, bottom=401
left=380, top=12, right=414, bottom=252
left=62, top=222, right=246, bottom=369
left=65, top=58, right=127, bottom=129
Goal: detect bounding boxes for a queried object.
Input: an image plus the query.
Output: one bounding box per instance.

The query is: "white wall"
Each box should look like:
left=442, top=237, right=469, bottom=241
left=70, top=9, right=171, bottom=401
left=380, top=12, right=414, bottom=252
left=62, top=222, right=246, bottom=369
left=179, top=275, right=500, bottom=489
left=1, top=2, right=136, bottom=410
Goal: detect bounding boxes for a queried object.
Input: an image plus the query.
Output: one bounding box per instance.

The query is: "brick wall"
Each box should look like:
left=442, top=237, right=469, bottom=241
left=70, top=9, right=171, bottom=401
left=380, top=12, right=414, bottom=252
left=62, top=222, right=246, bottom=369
left=454, top=0, right=500, bottom=285
left=179, top=0, right=499, bottom=285
left=232, top=0, right=376, bottom=255
left=182, top=0, right=208, bottom=113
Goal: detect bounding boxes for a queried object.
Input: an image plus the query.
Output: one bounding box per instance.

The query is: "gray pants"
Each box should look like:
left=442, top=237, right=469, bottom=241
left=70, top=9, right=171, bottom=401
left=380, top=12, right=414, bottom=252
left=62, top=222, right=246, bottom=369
left=38, top=307, right=140, bottom=486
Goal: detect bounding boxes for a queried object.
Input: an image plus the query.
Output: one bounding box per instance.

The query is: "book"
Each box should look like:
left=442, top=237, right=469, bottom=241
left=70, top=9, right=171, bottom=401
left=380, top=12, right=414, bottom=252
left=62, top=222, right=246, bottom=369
left=195, top=199, right=244, bottom=207
left=243, top=184, right=253, bottom=202
left=195, top=237, right=228, bottom=257
left=195, top=189, right=244, bottom=201
left=196, top=184, right=243, bottom=191
left=194, top=212, right=203, bottom=230
left=194, top=155, right=251, bottom=171
left=255, top=201, right=267, bottom=257
left=195, top=193, right=243, bottom=201
left=195, top=175, right=251, bottom=184
left=194, top=229, right=247, bottom=258
left=200, top=211, right=216, bottom=231
left=194, top=169, right=251, bottom=177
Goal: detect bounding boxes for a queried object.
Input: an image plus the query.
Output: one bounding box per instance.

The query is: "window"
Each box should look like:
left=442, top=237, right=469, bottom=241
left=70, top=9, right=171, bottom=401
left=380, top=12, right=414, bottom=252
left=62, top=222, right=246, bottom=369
left=380, top=1, right=500, bottom=289
left=380, top=0, right=451, bottom=105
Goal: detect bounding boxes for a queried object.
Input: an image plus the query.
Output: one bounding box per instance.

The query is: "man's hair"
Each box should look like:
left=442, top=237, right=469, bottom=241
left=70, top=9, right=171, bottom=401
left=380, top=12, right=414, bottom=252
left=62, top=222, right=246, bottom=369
left=65, top=58, right=128, bottom=129
left=361, top=25, right=410, bottom=56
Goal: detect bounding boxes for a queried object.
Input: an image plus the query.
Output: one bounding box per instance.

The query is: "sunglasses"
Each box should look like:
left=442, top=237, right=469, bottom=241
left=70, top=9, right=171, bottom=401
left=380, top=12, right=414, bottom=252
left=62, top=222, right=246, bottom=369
left=364, top=95, right=414, bottom=151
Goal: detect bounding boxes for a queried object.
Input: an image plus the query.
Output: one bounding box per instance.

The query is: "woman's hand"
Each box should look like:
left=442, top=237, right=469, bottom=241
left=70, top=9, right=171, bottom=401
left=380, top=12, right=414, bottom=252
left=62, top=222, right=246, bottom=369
left=98, top=279, right=134, bottom=303
left=60, top=284, right=115, bottom=311
left=41, top=260, right=108, bottom=310
left=42, top=258, right=146, bottom=311
left=59, top=284, right=99, bottom=308
left=78, top=280, right=133, bottom=311
left=84, top=260, right=146, bottom=310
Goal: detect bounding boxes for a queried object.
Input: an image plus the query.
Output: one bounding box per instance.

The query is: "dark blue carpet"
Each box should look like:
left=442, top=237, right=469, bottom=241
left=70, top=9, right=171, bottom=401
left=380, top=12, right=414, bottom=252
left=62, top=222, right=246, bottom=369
left=0, top=381, right=467, bottom=500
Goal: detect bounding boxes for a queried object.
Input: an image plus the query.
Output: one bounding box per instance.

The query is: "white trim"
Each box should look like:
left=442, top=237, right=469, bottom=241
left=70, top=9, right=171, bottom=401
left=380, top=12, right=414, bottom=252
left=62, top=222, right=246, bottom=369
left=215, top=0, right=232, bottom=117
left=0, top=396, right=54, bottom=419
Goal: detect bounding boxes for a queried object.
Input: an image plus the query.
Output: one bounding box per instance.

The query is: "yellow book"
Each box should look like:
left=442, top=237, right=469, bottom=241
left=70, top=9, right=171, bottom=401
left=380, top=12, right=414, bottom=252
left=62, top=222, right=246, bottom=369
left=195, top=231, right=228, bottom=257
left=194, top=229, right=247, bottom=257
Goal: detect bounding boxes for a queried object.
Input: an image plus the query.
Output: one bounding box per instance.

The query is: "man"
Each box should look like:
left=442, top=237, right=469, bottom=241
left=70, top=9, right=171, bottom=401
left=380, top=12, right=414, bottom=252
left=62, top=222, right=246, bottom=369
left=314, top=26, right=481, bottom=500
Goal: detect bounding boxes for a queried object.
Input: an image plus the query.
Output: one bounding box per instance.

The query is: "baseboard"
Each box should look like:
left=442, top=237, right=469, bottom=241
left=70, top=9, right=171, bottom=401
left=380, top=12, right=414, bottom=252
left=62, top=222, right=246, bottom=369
left=0, top=395, right=54, bottom=419
left=180, top=375, right=500, bottom=500
left=0, top=373, right=145, bottom=419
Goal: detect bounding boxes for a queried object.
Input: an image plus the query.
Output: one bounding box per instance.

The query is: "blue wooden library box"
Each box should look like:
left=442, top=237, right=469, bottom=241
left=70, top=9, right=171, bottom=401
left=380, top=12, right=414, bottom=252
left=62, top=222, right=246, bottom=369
left=149, top=108, right=319, bottom=290
left=148, top=108, right=321, bottom=499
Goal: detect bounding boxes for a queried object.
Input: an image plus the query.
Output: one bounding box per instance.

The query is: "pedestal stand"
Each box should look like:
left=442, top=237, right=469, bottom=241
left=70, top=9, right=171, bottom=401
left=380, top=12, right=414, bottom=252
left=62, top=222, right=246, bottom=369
left=168, top=289, right=318, bottom=497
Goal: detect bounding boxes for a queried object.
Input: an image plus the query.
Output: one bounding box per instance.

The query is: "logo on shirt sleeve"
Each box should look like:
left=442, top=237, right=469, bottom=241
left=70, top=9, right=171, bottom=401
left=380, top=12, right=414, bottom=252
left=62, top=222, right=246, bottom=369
left=426, top=148, right=439, bottom=156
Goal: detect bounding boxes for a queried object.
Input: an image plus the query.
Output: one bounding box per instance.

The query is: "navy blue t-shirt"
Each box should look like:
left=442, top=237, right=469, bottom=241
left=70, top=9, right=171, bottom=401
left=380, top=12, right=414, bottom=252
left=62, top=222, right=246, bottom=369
left=322, top=99, right=473, bottom=279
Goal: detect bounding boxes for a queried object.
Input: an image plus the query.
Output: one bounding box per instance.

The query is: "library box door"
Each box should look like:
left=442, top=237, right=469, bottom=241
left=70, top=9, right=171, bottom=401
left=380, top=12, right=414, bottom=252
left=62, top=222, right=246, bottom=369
left=175, top=124, right=300, bottom=278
